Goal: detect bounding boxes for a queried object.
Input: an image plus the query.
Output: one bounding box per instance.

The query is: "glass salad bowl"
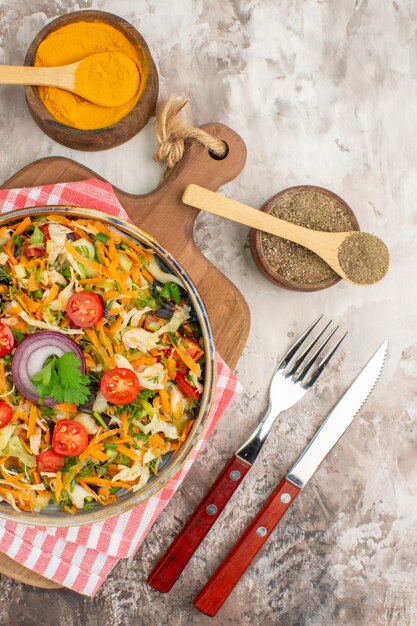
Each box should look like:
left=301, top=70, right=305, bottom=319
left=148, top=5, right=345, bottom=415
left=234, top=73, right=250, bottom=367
left=0, top=206, right=215, bottom=526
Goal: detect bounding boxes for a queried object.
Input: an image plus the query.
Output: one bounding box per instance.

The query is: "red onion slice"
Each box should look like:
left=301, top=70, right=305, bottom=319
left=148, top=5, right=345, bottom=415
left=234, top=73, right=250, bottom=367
left=12, top=331, right=86, bottom=406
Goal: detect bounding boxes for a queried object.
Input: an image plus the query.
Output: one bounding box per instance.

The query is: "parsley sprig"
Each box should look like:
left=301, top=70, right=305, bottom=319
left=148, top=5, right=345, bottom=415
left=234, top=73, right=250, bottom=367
left=31, top=352, right=90, bottom=406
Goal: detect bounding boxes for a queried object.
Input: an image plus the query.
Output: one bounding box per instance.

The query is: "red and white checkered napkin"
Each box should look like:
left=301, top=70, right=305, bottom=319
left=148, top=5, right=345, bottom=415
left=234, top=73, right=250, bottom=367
left=0, top=178, right=242, bottom=595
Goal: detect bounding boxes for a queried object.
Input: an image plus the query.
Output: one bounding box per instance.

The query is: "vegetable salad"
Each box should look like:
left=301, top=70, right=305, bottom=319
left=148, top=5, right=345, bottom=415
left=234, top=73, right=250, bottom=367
left=0, top=214, right=205, bottom=514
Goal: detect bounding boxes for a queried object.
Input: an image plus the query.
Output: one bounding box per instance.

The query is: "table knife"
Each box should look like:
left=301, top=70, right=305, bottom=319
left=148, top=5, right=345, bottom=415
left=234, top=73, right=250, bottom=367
left=193, top=340, right=388, bottom=617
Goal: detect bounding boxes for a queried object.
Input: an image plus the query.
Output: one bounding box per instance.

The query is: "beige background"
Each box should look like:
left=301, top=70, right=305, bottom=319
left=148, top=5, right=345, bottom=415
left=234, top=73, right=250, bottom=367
left=0, top=1, right=416, bottom=625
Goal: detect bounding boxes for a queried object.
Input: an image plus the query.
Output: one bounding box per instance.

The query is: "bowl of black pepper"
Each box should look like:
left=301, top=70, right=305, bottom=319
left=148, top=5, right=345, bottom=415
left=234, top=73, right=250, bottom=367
left=249, top=185, right=360, bottom=292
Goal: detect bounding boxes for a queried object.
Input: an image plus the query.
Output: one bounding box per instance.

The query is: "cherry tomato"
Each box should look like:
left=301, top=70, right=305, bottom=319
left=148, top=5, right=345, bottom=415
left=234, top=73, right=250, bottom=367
left=175, top=372, right=201, bottom=400
left=23, top=242, right=45, bottom=258
left=66, top=291, right=104, bottom=328
left=100, top=367, right=140, bottom=405
left=143, top=314, right=165, bottom=332
left=36, top=449, right=65, bottom=472
left=52, top=419, right=89, bottom=457
left=39, top=224, right=51, bottom=242
left=0, top=401, right=12, bottom=429
left=181, top=337, right=201, bottom=358
left=0, top=322, right=14, bottom=356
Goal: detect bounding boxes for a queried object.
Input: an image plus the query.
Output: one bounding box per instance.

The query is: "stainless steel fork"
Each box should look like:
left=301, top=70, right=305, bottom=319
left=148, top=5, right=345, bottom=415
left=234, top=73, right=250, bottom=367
left=147, top=317, right=346, bottom=593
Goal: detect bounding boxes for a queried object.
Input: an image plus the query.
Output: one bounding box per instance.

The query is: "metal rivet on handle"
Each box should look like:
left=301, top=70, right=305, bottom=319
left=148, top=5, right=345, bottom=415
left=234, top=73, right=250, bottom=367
left=230, top=470, right=241, bottom=481
left=206, top=504, right=218, bottom=516
left=280, top=493, right=291, bottom=504
left=256, top=526, right=267, bottom=537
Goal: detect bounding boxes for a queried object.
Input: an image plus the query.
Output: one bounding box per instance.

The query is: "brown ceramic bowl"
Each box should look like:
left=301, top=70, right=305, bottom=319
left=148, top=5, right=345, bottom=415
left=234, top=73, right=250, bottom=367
left=24, top=10, right=159, bottom=151
left=249, top=185, right=360, bottom=292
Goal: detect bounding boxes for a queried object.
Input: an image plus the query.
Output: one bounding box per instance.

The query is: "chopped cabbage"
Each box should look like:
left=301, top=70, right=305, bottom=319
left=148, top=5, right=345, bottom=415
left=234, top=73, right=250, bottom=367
left=4, top=435, right=36, bottom=467
left=68, top=484, right=93, bottom=509
left=122, top=327, right=158, bottom=351
left=0, top=423, right=16, bottom=452
left=114, top=354, right=134, bottom=371
left=137, top=363, right=167, bottom=390
left=140, top=414, right=179, bottom=440
left=29, top=427, right=42, bottom=456
left=40, top=269, right=67, bottom=287
left=0, top=252, right=8, bottom=265
left=47, top=223, right=73, bottom=264
left=74, top=412, right=99, bottom=435
left=122, top=307, right=190, bottom=351
left=112, top=463, right=150, bottom=491
left=49, top=270, right=76, bottom=311
left=0, top=227, right=11, bottom=246
left=18, top=310, right=83, bottom=335
left=146, top=254, right=183, bottom=286
left=92, top=391, right=108, bottom=413
left=121, top=306, right=151, bottom=328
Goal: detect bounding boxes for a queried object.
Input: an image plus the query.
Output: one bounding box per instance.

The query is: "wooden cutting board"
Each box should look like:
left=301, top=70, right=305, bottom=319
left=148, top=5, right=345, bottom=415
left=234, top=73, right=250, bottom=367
left=0, top=122, right=250, bottom=589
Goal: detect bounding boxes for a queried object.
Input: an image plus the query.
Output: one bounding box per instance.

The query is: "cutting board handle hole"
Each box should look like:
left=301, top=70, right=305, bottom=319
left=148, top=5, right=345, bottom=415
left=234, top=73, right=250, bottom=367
left=209, top=141, right=229, bottom=161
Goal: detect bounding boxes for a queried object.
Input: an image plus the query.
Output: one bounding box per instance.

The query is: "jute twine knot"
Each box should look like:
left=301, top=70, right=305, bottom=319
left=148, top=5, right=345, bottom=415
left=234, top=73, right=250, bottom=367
left=153, top=96, right=227, bottom=174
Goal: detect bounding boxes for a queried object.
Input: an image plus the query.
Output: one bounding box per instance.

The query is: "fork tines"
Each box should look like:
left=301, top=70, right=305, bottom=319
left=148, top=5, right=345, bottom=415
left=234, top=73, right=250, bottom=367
left=281, top=316, right=346, bottom=389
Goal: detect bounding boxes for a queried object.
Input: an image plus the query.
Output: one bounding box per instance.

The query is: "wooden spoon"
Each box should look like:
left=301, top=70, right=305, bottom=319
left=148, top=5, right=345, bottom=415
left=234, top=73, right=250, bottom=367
left=0, top=52, right=140, bottom=107
left=182, top=184, right=389, bottom=285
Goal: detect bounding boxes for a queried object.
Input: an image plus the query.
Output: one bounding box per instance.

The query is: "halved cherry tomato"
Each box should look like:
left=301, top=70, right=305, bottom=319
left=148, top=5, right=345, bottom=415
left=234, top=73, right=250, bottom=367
left=66, top=291, right=104, bottom=328
left=23, top=242, right=45, bottom=258
left=52, top=419, right=88, bottom=457
left=0, top=401, right=12, bottom=429
left=100, top=367, right=140, bottom=405
left=175, top=372, right=201, bottom=400
left=0, top=322, right=14, bottom=356
left=143, top=314, right=165, bottom=332
left=39, top=224, right=51, bottom=242
left=37, top=449, right=65, bottom=472
left=180, top=336, right=201, bottom=358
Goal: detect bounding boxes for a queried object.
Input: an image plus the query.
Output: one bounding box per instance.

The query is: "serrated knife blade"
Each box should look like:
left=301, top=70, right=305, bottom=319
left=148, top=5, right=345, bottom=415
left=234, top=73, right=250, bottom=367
left=287, top=339, right=388, bottom=488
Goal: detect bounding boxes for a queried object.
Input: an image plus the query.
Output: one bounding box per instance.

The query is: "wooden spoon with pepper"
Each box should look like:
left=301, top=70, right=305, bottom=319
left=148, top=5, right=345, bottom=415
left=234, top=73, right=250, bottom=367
left=0, top=51, right=139, bottom=107
left=182, top=184, right=389, bottom=285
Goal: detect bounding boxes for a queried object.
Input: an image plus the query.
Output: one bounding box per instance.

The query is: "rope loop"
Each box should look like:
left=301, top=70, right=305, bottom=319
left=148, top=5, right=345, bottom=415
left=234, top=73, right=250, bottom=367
left=153, top=96, right=227, bottom=173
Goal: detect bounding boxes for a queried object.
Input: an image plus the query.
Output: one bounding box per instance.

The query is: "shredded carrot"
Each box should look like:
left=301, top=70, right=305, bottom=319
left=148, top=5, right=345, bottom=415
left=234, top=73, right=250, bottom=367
left=55, top=402, right=77, bottom=413
left=89, top=447, right=109, bottom=463
left=117, top=445, right=142, bottom=462
left=55, top=471, right=62, bottom=501
left=170, top=338, right=200, bottom=375
left=42, top=283, right=59, bottom=306
left=27, top=406, right=38, bottom=438
left=82, top=477, right=132, bottom=489
left=96, top=428, right=122, bottom=443
left=0, top=361, right=7, bottom=394
left=84, top=353, right=96, bottom=371
left=110, top=317, right=123, bottom=334
left=84, top=328, right=113, bottom=370
left=129, top=356, right=156, bottom=367
left=121, top=413, right=129, bottom=437
left=159, top=389, right=171, bottom=414
left=142, top=268, right=154, bottom=284
left=65, top=242, right=110, bottom=276
left=28, top=273, right=38, bottom=292
left=180, top=420, right=194, bottom=442
left=167, top=358, right=176, bottom=380
left=13, top=216, right=31, bottom=236
left=5, top=305, right=22, bottom=315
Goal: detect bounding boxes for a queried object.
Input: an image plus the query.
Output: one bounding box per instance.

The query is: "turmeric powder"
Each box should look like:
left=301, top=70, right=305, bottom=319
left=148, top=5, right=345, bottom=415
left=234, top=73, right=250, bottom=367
left=35, top=21, right=146, bottom=130
left=74, top=51, right=140, bottom=107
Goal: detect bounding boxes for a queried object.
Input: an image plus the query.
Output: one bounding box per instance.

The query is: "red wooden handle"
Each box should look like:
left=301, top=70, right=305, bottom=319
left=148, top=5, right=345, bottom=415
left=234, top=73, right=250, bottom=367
left=193, top=476, right=301, bottom=617
left=147, top=455, right=251, bottom=592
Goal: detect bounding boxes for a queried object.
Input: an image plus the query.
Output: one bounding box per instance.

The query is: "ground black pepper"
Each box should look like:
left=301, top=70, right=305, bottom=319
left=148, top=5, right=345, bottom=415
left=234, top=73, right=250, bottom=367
left=260, top=189, right=356, bottom=285
left=338, top=232, right=389, bottom=285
